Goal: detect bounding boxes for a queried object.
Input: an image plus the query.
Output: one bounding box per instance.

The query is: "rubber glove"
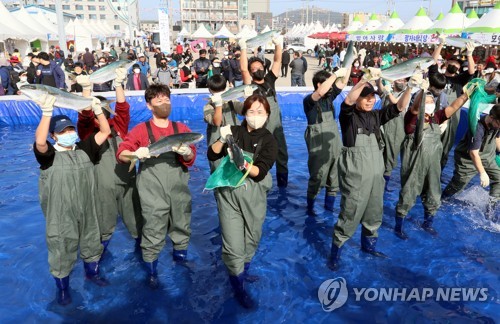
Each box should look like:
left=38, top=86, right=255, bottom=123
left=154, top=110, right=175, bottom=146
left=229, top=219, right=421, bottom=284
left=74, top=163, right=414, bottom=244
left=408, top=72, right=423, bottom=88
left=272, top=35, right=284, bottom=47
left=361, top=67, right=381, bottom=81
left=420, top=79, right=430, bottom=92
left=334, top=67, right=347, bottom=78
left=244, top=85, right=254, bottom=98
left=239, top=38, right=247, bottom=50
left=135, top=147, right=150, bottom=160
left=466, top=41, right=475, bottom=56
left=480, top=172, right=490, bottom=188
left=76, top=75, right=91, bottom=91
left=462, top=81, right=478, bottom=98
left=172, top=144, right=192, bottom=157
left=211, top=93, right=223, bottom=107
left=438, top=34, right=447, bottom=45
left=219, top=125, right=232, bottom=143
left=115, top=67, right=127, bottom=85
left=36, top=94, right=56, bottom=117
left=91, top=97, right=103, bottom=116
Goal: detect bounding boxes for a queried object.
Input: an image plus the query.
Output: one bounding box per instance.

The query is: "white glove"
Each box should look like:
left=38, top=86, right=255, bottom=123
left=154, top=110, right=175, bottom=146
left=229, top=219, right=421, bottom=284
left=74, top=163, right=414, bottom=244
left=361, top=67, right=381, bottom=82
left=226, top=148, right=233, bottom=163
left=382, top=83, right=393, bottom=96
left=35, top=94, right=56, bottom=117
left=135, top=147, right=150, bottom=160
left=463, top=82, right=478, bottom=98
left=420, top=79, right=430, bottom=92
left=211, top=93, right=223, bottom=107
left=172, top=144, right=192, bottom=157
left=408, top=72, right=423, bottom=88
left=76, top=75, right=91, bottom=91
left=91, top=97, right=103, bottom=116
left=244, top=85, right=254, bottom=98
left=219, top=125, right=232, bottom=144
left=466, top=41, right=475, bottom=56
left=438, top=34, right=447, bottom=45
left=272, top=35, right=283, bottom=47
left=115, top=67, right=127, bottom=85
left=480, top=172, right=490, bottom=188
left=334, top=67, right=347, bottom=78
left=239, top=38, right=247, bottom=50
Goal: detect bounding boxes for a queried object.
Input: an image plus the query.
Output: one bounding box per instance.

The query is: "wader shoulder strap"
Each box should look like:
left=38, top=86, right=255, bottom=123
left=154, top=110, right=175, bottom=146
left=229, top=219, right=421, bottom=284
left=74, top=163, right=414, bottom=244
left=228, top=101, right=238, bottom=125
left=145, top=121, right=155, bottom=144
left=353, top=112, right=383, bottom=150
left=172, top=121, right=178, bottom=134
left=253, top=137, right=264, bottom=161
left=110, top=126, right=119, bottom=152
left=314, top=97, right=334, bottom=124
left=479, top=123, right=498, bottom=152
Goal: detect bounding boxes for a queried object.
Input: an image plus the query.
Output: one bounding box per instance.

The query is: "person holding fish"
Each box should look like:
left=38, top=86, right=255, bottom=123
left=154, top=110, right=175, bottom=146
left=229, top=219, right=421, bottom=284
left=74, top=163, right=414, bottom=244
left=33, top=92, right=111, bottom=306
left=329, top=67, right=412, bottom=270
left=117, top=84, right=197, bottom=289
left=303, top=66, right=350, bottom=214
left=394, top=76, right=476, bottom=240
left=207, top=94, right=278, bottom=308
left=76, top=68, right=142, bottom=257
left=239, top=33, right=289, bottom=188
left=432, top=34, right=477, bottom=170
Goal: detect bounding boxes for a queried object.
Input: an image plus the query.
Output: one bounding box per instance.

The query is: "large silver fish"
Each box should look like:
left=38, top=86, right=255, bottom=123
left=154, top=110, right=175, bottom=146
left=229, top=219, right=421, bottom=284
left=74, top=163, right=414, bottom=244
left=379, top=57, right=435, bottom=82
left=246, top=30, right=280, bottom=49
left=123, top=132, right=204, bottom=171
left=20, top=84, right=114, bottom=114
left=221, top=84, right=258, bottom=101
left=89, top=60, right=135, bottom=83
left=445, top=37, right=482, bottom=49
left=341, top=41, right=356, bottom=69
left=226, top=134, right=246, bottom=170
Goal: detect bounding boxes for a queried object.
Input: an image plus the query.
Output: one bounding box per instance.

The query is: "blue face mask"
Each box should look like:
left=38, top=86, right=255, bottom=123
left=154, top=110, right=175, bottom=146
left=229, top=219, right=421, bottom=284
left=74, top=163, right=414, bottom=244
left=56, top=132, right=79, bottom=147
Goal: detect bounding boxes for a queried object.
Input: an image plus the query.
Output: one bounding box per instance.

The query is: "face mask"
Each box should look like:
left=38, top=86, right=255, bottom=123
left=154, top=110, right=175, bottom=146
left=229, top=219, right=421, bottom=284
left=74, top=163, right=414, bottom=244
left=213, top=63, right=220, bottom=68
left=56, top=132, right=79, bottom=147
left=152, top=103, right=171, bottom=118
left=160, top=63, right=167, bottom=67
left=252, top=70, right=265, bottom=81
left=167, top=58, right=172, bottom=61
left=235, top=54, right=241, bottom=59
left=99, top=62, right=106, bottom=66
left=485, top=68, right=494, bottom=74
left=446, top=65, right=458, bottom=74
left=20, top=76, right=27, bottom=82
left=462, top=67, right=468, bottom=72
left=354, top=63, right=359, bottom=68
left=425, top=103, right=435, bottom=115
left=394, top=81, right=405, bottom=91
left=134, top=68, right=141, bottom=74
left=246, top=115, right=267, bottom=129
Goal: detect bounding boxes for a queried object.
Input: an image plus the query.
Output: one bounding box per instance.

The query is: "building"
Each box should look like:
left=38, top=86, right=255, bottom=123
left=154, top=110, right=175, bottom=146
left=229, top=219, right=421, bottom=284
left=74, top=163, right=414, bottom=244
left=274, top=8, right=343, bottom=31
left=23, top=0, right=140, bottom=38
left=8, top=4, right=75, bottom=23
left=248, top=0, right=269, bottom=18
left=180, top=0, right=241, bottom=34
left=457, top=0, right=495, bottom=17
left=252, top=12, right=272, bottom=32
left=140, top=20, right=159, bottom=32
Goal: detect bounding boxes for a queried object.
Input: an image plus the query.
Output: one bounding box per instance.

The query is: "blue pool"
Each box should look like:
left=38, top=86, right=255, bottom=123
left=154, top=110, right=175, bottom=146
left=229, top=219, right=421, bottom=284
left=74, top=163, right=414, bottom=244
left=0, top=116, right=498, bottom=323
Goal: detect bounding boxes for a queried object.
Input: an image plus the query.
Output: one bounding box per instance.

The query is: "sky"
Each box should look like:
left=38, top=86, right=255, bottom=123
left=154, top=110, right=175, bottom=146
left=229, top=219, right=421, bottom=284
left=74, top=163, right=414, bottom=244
left=139, top=0, right=454, bottom=22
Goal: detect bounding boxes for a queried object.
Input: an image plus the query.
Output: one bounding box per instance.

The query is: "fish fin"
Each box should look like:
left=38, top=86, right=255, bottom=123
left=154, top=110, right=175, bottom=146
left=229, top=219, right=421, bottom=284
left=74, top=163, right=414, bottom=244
left=127, top=156, right=138, bottom=172
left=67, top=74, right=77, bottom=82
left=101, top=100, right=116, bottom=115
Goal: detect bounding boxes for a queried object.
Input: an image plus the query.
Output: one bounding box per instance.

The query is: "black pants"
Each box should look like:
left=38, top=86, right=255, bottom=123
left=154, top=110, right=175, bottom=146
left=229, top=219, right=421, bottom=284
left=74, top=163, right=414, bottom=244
left=281, top=64, right=288, bottom=77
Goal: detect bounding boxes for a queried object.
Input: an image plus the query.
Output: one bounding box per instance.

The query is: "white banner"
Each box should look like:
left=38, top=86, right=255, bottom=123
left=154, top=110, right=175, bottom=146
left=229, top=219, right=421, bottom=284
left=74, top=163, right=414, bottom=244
left=158, top=8, right=171, bottom=53
left=469, top=33, right=500, bottom=45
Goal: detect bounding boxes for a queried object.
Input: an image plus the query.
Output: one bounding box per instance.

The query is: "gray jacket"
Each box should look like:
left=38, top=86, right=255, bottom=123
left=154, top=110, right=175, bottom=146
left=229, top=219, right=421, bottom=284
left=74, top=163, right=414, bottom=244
left=153, top=67, right=175, bottom=85
left=289, top=58, right=305, bottom=75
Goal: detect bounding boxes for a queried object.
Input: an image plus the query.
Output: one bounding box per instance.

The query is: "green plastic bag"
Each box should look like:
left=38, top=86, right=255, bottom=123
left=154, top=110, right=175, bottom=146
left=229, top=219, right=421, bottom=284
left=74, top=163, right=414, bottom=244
left=205, top=153, right=253, bottom=190
left=496, top=154, right=500, bottom=168
left=466, top=78, right=497, bottom=136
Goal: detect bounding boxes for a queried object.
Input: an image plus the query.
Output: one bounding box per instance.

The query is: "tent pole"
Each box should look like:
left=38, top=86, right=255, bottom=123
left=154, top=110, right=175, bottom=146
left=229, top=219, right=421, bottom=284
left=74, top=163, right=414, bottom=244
left=55, top=0, right=67, bottom=50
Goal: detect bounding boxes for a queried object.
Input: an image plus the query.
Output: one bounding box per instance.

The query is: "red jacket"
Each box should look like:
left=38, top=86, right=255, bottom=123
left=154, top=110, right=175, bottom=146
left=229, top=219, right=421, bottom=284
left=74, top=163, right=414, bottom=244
left=176, top=44, right=183, bottom=54
left=116, top=119, right=196, bottom=167
left=77, top=101, right=130, bottom=140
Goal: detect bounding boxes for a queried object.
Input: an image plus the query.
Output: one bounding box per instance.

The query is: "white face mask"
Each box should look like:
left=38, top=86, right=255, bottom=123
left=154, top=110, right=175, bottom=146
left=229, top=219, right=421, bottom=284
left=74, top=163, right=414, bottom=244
left=134, top=68, right=141, bottom=74
left=99, top=62, right=106, bottom=66
left=20, top=76, right=27, bottom=82
left=354, top=63, right=360, bottom=68
left=425, top=103, right=435, bottom=115
left=246, top=115, right=267, bottom=129
left=213, top=63, right=220, bottom=68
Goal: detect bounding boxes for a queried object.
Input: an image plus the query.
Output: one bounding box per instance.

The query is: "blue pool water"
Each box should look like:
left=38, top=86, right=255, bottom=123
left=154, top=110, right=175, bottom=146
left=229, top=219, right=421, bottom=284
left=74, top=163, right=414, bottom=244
left=0, top=118, right=498, bottom=323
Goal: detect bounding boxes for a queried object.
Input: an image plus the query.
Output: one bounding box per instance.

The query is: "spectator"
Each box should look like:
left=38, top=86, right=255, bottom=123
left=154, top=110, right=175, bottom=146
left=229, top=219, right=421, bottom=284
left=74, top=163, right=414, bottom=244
left=126, top=63, right=149, bottom=90
left=26, top=53, right=39, bottom=84
left=0, top=58, right=12, bottom=95
left=154, top=47, right=165, bottom=68
left=83, top=48, right=95, bottom=72
left=136, top=53, right=151, bottom=77
left=208, top=57, right=222, bottom=79
left=91, top=57, right=112, bottom=92
left=179, top=58, right=195, bottom=88
left=299, top=51, right=308, bottom=86
left=64, top=54, right=74, bottom=72
left=54, top=45, right=65, bottom=66
left=109, top=45, right=118, bottom=60
left=36, top=52, right=66, bottom=89
left=119, top=47, right=129, bottom=61
left=350, top=59, right=363, bottom=86
left=153, top=58, right=175, bottom=87
left=281, top=46, right=290, bottom=77
left=229, top=49, right=243, bottom=86
left=70, top=62, right=88, bottom=93
left=289, top=51, right=305, bottom=86
left=15, top=71, right=30, bottom=94
left=193, top=49, right=211, bottom=88
left=221, top=51, right=233, bottom=86
left=176, top=42, right=183, bottom=55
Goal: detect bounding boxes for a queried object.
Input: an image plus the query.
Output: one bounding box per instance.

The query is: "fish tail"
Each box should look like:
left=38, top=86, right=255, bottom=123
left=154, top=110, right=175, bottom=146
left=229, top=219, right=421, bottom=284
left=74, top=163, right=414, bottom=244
left=128, top=157, right=137, bottom=172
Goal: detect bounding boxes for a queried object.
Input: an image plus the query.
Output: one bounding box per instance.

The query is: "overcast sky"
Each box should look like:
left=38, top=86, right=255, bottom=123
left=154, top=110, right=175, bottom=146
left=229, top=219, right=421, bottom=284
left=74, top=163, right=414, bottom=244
left=140, top=0, right=455, bottom=22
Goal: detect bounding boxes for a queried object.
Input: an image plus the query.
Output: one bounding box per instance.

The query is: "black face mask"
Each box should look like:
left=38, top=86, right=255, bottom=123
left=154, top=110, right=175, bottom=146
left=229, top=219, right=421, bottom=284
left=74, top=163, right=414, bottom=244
left=235, top=54, right=241, bottom=59
left=160, top=63, right=167, bottom=67
left=446, top=65, right=458, bottom=74
left=252, top=70, right=265, bottom=81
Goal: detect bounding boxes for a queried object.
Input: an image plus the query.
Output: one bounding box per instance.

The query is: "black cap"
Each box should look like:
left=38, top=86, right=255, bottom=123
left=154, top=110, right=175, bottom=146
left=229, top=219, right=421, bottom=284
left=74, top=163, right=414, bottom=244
left=49, top=115, right=75, bottom=133
left=359, top=83, right=376, bottom=97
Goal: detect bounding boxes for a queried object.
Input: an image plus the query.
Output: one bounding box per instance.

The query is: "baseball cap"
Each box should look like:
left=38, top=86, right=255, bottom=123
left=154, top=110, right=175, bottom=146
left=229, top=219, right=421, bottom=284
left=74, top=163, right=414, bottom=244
left=137, top=53, right=145, bottom=58
left=9, top=56, right=20, bottom=63
left=359, top=83, right=376, bottom=97
left=49, top=115, right=75, bottom=133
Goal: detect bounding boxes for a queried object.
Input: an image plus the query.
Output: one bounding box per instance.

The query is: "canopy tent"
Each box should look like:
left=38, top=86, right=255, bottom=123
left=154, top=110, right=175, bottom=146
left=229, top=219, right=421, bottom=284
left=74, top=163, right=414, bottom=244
left=329, top=25, right=340, bottom=32
left=466, top=2, right=500, bottom=45
left=35, top=12, right=58, bottom=35
left=350, top=14, right=381, bottom=35
left=65, top=19, right=95, bottom=52
left=466, top=9, right=479, bottom=25
left=214, top=24, right=236, bottom=39
left=178, top=27, right=191, bottom=37
left=12, top=6, right=51, bottom=39
left=191, top=24, right=214, bottom=39
left=344, top=15, right=364, bottom=33
left=357, top=11, right=404, bottom=42
left=1, top=2, right=45, bottom=41
left=236, top=25, right=257, bottom=39
left=313, top=21, right=325, bottom=33
left=435, top=13, right=445, bottom=21
left=82, top=19, right=105, bottom=40
left=307, top=32, right=330, bottom=39
left=423, top=3, right=470, bottom=35
left=390, top=7, right=433, bottom=43
left=329, top=32, right=348, bottom=41
left=260, top=25, right=271, bottom=34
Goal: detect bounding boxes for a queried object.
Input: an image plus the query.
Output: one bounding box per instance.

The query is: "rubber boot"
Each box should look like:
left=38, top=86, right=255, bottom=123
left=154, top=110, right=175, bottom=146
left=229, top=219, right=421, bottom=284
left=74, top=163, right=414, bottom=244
left=145, top=260, right=159, bottom=289
left=84, top=261, right=109, bottom=286
left=244, top=262, right=259, bottom=283
left=361, top=236, right=388, bottom=258
left=173, top=249, right=188, bottom=262
left=229, top=274, right=255, bottom=309
left=54, top=276, right=72, bottom=306
left=306, top=197, right=315, bottom=215
left=421, top=212, right=438, bottom=236
left=328, top=243, right=342, bottom=271
left=277, top=172, right=288, bottom=188
left=394, top=215, right=408, bottom=240
left=324, top=194, right=335, bottom=212
left=383, top=175, right=391, bottom=192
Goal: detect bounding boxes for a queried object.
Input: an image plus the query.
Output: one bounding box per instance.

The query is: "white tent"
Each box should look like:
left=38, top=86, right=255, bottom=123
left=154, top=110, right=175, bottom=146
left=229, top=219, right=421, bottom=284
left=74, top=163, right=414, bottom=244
left=12, top=6, right=51, bottom=39
left=178, top=27, right=191, bottom=37
left=214, top=25, right=236, bottom=38
left=36, top=12, right=58, bottom=35
left=390, top=7, right=433, bottom=43
left=329, top=24, right=340, bottom=33
left=423, top=3, right=470, bottom=34
left=345, top=16, right=363, bottom=33
left=314, top=21, right=325, bottom=33
left=1, top=2, right=45, bottom=41
left=95, top=20, right=113, bottom=37
left=360, top=11, right=404, bottom=42
left=260, top=25, right=271, bottom=33
left=466, top=9, right=479, bottom=26
left=66, top=19, right=94, bottom=52
left=191, top=24, right=214, bottom=39
left=82, top=19, right=105, bottom=39
left=466, top=2, right=500, bottom=44
left=236, top=25, right=257, bottom=39
left=352, top=14, right=381, bottom=35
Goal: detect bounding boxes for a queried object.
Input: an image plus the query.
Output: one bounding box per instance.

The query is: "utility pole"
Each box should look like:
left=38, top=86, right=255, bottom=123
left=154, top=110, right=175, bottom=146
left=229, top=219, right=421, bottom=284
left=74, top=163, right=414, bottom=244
left=55, top=0, right=67, bottom=51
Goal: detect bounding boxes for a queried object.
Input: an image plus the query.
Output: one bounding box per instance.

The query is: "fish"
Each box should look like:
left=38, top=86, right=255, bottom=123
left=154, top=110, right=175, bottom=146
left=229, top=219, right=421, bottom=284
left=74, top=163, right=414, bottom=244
left=122, top=132, right=204, bottom=171
left=377, top=57, right=435, bottom=82
left=445, top=37, right=482, bottom=49
left=226, top=134, right=246, bottom=170
left=221, top=84, right=258, bottom=102
left=20, top=84, right=114, bottom=113
left=89, top=60, right=135, bottom=83
left=246, top=30, right=280, bottom=49
left=341, top=41, right=356, bottom=69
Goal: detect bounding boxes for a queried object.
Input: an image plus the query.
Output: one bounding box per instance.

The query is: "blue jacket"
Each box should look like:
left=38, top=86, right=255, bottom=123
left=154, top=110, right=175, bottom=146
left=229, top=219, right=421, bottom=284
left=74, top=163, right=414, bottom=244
left=0, top=66, right=11, bottom=91
left=37, top=61, right=66, bottom=89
